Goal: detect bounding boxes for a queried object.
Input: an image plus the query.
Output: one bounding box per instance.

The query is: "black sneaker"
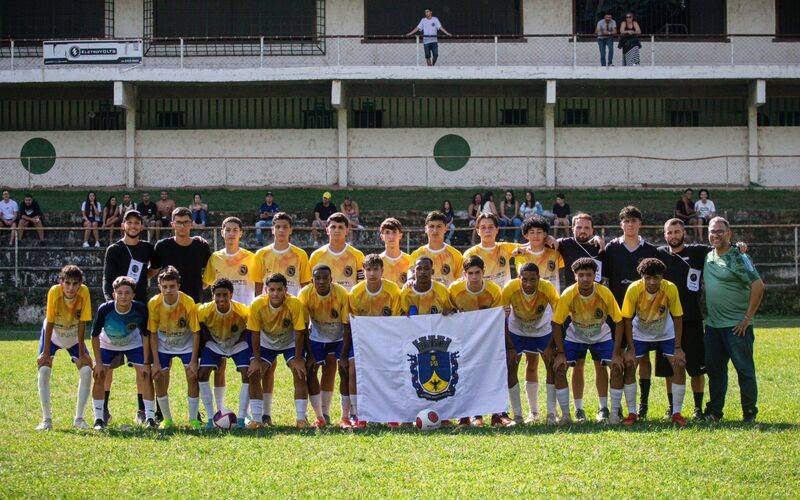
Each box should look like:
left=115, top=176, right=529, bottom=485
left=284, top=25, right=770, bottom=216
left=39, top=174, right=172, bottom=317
left=323, top=414, right=331, bottom=426
left=196, top=411, right=204, bottom=424
left=146, top=418, right=158, bottom=429
left=693, top=407, right=705, bottom=421
left=154, top=411, right=164, bottom=424
left=262, top=414, right=273, bottom=426
left=93, top=418, right=106, bottom=430
left=595, top=407, right=610, bottom=423
left=663, top=407, right=673, bottom=420
left=135, top=410, right=146, bottom=425
left=703, top=409, right=721, bottom=423
left=617, top=407, right=624, bottom=420
left=104, top=410, right=112, bottom=425
left=637, top=404, right=649, bottom=420
left=743, top=412, right=757, bottom=423
left=574, top=409, right=587, bottom=423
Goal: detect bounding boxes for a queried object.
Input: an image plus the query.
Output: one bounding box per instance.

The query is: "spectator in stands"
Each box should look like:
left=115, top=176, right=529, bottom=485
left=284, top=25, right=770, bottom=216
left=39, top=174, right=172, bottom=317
left=101, top=195, right=120, bottom=243
left=255, top=191, right=280, bottom=246
left=405, top=9, right=452, bottom=67
left=441, top=200, right=456, bottom=244
left=552, top=193, right=572, bottom=237
left=311, top=191, right=336, bottom=247
left=81, top=191, right=102, bottom=248
left=341, top=195, right=364, bottom=229
left=190, top=192, right=208, bottom=229
left=117, top=192, right=136, bottom=221
left=619, top=12, right=642, bottom=66
left=500, top=190, right=522, bottom=242
left=467, top=193, right=483, bottom=244
left=16, top=193, right=44, bottom=245
left=482, top=191, right=499, bottom=217
left=694, top=188, right=716, bottom=241
left=595, top=12, right=617, bottom=67
left=519, top=191, right=543, bottom=220
left=1, top=190, right=18, bottom=245
left=137, top=192, right=158, bottom=240
left=153, top=190, right=176, bottom=240
left=675, top=188, right=697, bottom=235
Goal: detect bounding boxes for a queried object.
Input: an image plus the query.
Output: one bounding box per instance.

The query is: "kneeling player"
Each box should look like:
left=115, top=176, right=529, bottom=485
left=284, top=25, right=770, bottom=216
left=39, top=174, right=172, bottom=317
left=621, top=258, right=687, bottom=426
left=248, top=273, right=309, bottom=429
left=551, top=258, right=625, bottom=425
left=502, top=263, right=560, bottom=425
left=90, top=276, right=154, bottom=429
left=196, top=278, right=253, bottom=429
left=347, top=254, right=402, bottom=428
left=36, top=265, right=93, bottom=430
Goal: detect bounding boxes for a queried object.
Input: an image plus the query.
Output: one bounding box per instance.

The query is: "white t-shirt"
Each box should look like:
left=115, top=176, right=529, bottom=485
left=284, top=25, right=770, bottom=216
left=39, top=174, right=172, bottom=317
left=596, top=19, right=617, bottom=38
left=417, top=17, right=442, bottom=43
left=694, top=200, right=716, bottom=219
left=0, top=199, right=18, bottom=221
left=81, top=201, right=101, bottom=217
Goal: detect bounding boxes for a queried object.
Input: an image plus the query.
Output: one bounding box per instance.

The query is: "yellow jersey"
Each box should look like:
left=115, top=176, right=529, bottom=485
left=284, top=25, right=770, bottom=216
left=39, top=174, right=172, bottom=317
left=253, top=243, right=311, bottom=296
left=502, top=278, right=560, bottom=338
left=409, top=244, right=463, bottom=285
left=348, top=279, right=402, bottom=317
left=515, top=246, right=565, bottom=291
left=621, top=279, right=683, bottom=342
left=552, top=283, right=622, bottom=344
left=247, top=295, right=306, bottom=351
left=45, top=283, right=92, bottom=348
left=463, top=242, right=520, bottom=287
left=380, top=251, right=412, bottom=287
left=448, top=279, right=503, bottom=312
left=197, top=300, right=250, bottom=355
left=147, top=292, right=200, bottom=355
left=298, top=283, right=350, bottom=343
left=400, top=281, right=452, bottom=315
left=203, top=248, right=258, bottom=305
left=309, top=244, right=365, bottom=291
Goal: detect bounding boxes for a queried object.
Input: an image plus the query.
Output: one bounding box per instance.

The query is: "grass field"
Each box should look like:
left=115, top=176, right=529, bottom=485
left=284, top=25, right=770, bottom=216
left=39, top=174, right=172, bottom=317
left=2, top=320, right=799, bottom=497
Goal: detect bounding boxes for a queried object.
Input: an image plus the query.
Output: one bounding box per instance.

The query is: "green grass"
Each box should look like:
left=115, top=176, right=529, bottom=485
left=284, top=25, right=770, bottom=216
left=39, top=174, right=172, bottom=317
left=2, top=320, right=799, bottom=497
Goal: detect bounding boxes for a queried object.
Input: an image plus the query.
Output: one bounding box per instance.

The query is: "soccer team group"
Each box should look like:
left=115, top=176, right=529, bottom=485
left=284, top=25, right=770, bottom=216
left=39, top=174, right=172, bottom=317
left=36, top=204, right=748, bottom=432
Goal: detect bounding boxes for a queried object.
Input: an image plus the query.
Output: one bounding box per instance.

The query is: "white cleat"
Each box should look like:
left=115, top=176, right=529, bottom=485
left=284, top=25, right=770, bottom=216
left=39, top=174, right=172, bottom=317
left=73, top=418, right=90, bottom=430
left=35, top=419, right=53, bottom=431
left=546, top=413, right=559, bottom=426
left=608, top=412, right=621, bottom=425
left=513, top=414, right=524, bottom=426
left=558, top=415, right=573, bottom=426
left=524, top=412, right=540, bottom=424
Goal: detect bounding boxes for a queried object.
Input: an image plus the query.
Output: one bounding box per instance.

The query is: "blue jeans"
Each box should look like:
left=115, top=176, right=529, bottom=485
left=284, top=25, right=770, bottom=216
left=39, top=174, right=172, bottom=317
left=255, top=219, right=272, bottom=244
left=510, top=217, right=523, bottom=242
left=598, top=38, right=614, bottom=66
left=192, top=209, right=206, bottom=226
left=446, top=223, right=455, bottom=244
left=704, top=325, right=758, bottom=419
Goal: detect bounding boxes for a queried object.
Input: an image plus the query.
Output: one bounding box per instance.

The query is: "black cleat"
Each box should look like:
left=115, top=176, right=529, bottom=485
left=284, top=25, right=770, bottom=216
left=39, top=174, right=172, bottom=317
left=196, top=411, right=204, bottom=424
left=693, top=407, right=705, bottom=421
left=154, top=411, right=164, bottom=424
left=146, top=418, right=158, bottom=429
left=93, top=419, right=106, bottom=430
left=637, top=404, right=649, bottom=420
left=663, top=407, right=673, bottom=420
left=261, top=414, right=273, bottom=426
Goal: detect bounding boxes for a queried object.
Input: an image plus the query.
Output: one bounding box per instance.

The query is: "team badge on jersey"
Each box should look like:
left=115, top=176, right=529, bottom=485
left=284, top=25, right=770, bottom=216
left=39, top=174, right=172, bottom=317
left=594, top=308, right=604, bottom=319
left=287, top=265, right=296, bottom=277
left=441, top=264, right=451, bottom=275
left=499, top=256, right=506, bottom=266
left=548, top=261, right=556, bottom=271
left=74, top=309, right=82, bottom=319
left=239, top=265, right=248, bottom=276
left=178, top=317, right=187, bottom=328
left=231, top=324, right=239, bottom=333
left=659, top=305, right=667, bottom=314
left=344, top=266, right=353, bottom=277
left=408, top=335, right=459, bottom=401
left=536, top=304, right=545, bottom=314
left=282, top=318, right=291, bottom=328
left=430, top=306, right=440, bottom=314
left=126, top=322, right=138, bottom=332
left=382, top=306, right=392, bottom=316
left=331, top=309, right=339, bottom=319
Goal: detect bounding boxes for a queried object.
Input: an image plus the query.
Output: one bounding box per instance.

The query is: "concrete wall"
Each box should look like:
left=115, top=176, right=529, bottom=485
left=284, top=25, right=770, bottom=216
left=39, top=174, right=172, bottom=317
left=523, top=0, right=571, bottom=34
left=758, top=127, right=800, bottom=187
left=727, top=0, right=775, bottom=34
left=327, top=0, right=364, bottom=35
left=115, top=0, right=144, bottom=38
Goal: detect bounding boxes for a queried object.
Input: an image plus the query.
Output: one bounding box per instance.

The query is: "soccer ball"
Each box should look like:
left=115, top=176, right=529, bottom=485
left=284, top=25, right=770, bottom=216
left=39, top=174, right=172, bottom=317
left=213, top=410, right=237, bottom=430
left=415, top=409, right=440, bottom=430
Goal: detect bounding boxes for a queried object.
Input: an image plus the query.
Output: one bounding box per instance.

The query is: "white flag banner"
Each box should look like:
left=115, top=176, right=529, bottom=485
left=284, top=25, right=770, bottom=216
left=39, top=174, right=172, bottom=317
left=351, top=307, right=508, bottom=423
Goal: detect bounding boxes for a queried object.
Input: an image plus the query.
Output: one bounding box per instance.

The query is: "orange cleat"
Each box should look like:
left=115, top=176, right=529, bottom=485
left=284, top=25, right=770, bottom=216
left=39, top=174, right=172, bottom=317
left=671, top=413, right=687, bottom=427
left=622, top=413, right=639, bottom=426
left=339, top=417, right=352, bottom=429
left=457, top=417, right=471, bottom=427
left=296, top=419, right=310, bottom=429
left=311, top=417, right=327, bottom=428
left=490, top=413, right=516, bottom=427
left=471, top=416, right=485, bottom=427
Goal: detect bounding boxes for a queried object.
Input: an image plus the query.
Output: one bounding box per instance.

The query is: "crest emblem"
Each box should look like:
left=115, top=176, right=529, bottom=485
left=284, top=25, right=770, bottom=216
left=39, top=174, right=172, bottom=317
left=659, top=305, right=667, bottom=315
left=408, top=335, right=459, bottom=401
left=287, top=265, right=296, bottom=277
left=282, top=318, right=291, bottom=328
left=382, top=306, right=392, bottom=316
left=239, top=265, right=248, bottom=276
left=594, top=308, right=604, bottom=319
left=75, top=309, right=82, bottom=319
left=548, top=260, right=556, bottom=271
left=499, top=256, right=506, bottom=266
left=441, top=264, right=451, bottom=276
left=178, top=317, right=187, bottom=328
left=430, top=306, right=440, bottom=314
left=536, top=304, right=545, bottom=314
left=344, top=266, right=353, bottom=277
left=126, top=322, right=138, bottom=332
left=331, top=309, right=339, bottom=319
left=231, top=324, right=238, bottom=333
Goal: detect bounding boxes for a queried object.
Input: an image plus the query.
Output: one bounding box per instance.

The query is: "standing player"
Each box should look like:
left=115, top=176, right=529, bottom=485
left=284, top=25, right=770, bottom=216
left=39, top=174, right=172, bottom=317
left=410, top=211, right=464, bottom=286
left=463, top=213, right=519, bottom=287
left=551, top=258, right=626, bottom=425
left=252, top=211, right=312, bottom=424
left=148, top=267, right=201, bottom=429
left=502, top=263, right=560, bottom=425
left=196, top=279, right=254, bottom=429
left=36, top=265, right=93, bottom=430
left=514, top=215, right=564, bottom=290
left=621, top=258, right=687, bottom=426
left=400, top=257, right=453, bottom=316
left=299, top=265, right=352, bottom=428
left=248, top=273, right=309, bottom=428
left=90, top=276, right=154, bottom=429
left=379, top=217, right=412, bottom=287
left=347, top=254, right=402, bottom=428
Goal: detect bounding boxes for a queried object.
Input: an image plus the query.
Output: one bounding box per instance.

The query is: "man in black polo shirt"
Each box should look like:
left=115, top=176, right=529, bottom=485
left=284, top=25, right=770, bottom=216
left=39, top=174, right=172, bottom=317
left=137, top=192, right=158, bottom=241
left=601, top=205, right=660, bottom=421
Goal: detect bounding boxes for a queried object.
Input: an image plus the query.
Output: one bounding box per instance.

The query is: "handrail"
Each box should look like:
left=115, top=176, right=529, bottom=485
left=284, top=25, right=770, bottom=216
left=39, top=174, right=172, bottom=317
left=6, top=155, right=800, bottom=161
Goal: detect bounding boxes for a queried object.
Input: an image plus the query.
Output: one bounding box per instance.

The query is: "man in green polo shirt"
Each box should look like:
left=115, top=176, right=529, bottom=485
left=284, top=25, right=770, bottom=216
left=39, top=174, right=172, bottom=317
left=703, top=217, right=764, bottom=422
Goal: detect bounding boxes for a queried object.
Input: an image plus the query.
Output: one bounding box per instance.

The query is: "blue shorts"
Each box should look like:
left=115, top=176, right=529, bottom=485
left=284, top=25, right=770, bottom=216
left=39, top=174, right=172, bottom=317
left=509, top=332, right=552, bottom=354
left=258, top=346, right=303, bottom=366
left=157, top=351, right=193, bottom=370
left=563, top=339, right=614, bottom=366
left=100, top=346, right=145, bottom=367
left=309, top=340, right=343, bottom=365
left=634, top=338, right=675, bottom=358
left=38, top=336, right=81, bottom=362
left=423, top=42, right=439, bottom=59
left=200, top=345, right=252, bottom=369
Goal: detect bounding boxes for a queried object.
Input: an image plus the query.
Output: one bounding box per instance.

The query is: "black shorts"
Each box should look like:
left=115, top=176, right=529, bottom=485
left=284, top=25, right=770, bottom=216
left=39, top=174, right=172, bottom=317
left=655, top=319, right=705, bottom=377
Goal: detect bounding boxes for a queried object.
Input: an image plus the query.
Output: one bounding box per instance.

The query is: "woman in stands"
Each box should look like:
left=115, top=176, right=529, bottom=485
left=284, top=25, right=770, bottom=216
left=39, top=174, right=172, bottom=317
left=81, top=191, right=102, bottom=248
left=101, top=196, right=120, bottom=243
left=467, top=193, right=482, bottom=244
left=190, top=193, right=208, bottom=229
left=619, top=12, right=642, bottom=66
left=441, top=200, right=456, bottom=245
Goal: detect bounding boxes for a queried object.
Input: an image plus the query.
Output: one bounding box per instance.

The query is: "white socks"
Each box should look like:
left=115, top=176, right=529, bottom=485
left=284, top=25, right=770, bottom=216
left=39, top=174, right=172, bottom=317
left=156, top=396, right=172, bottom=421
left=93, top=399, right=104, bottom=422
left=610, top=388, right=623, bottom=416
left=38, top=366, right=52, bottom=420
left=188, top=397, right=199, bottom=422
left=525, top=382, right=539, bottom=414
left=199, top=381, right=216, bottom=417
left=624, top=383, right=637, bottom=414
left=214, top=385, right=226, bottom=412
left=599, top=396, right=608, bottom=410
left=546, top=384, right=557, bottom=415
left=672, top=383, right=686, bottom=415
left=556, top=388, right=570, bottom=417
left=341, top=395, right=351, bottom=418
left=76, top=366, right=92, bottom=420
left=508, top=384, right=522, bottom=418
left=250, top=399, right=263, bottom=423
left=296, top=399, right=308, bottom=420
left=143, top=399, right=155, bottom=420
left=310, top=393, right=323, bottom=418
left=349, top=395, right=358, bottom=419
left=263, top=393, right=274, bottom=417
left=574, top=398, right=584, bottom=411
left=321, top=391, right=333, bottom=415
left=238, top=383, right=250, bottom=419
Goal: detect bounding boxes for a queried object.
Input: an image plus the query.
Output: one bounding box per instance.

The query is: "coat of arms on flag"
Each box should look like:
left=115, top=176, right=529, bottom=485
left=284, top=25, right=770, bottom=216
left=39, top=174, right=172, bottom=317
left=408, top=335, right=459, bottom=401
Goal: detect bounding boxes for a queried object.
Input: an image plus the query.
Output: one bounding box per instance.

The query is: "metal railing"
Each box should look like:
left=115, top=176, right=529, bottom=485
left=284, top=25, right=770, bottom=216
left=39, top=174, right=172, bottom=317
left=1, top=34, right=799, bottom=69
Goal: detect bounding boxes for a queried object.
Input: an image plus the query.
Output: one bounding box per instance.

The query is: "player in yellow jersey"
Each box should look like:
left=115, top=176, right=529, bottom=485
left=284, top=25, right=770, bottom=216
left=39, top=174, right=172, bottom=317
left=513, top=215, right=565, bottom=291
left=463, top=213, right=520, bottom=287
left=308, top=212, right=365, bottom=291
left=410, top=211, right=463, bottom=285
left=346, top=254, right=401, bottom=428
left=299, top=265, right=352, bottom=429
left=448, top=255, right=509, bottom=427
left=502, top=262, right=560, bottom=425
left=148, top=266, right=201, bottom=429
left=248, top=273, right=310, bottom=429
left=400, top=257, right=453, bottom=316
left=36, top=265, right=93, bottom=430
left=379, top=217, right=412, bottom=287
left=551, top=258, right=626, bottom=426
left=621, top=258, right=687, bottom=426
left=196, top=278, right=255, bottom=430
left=252, top=212, right=312, bottom=422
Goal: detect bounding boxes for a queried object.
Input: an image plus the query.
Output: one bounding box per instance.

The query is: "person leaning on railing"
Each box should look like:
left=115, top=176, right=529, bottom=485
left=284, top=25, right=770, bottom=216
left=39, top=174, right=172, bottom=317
left=595, top=11, right=618, bottom=67
left=618, top=12, right=642, bottom=66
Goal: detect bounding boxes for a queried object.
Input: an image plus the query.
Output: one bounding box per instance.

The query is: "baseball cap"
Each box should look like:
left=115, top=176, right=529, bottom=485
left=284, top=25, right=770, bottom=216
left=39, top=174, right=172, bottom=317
left=322, top=192, right=332, bottom=199
left=265, top=191, right=273, bottom=196
left=123, top=209, right=142, bottom=221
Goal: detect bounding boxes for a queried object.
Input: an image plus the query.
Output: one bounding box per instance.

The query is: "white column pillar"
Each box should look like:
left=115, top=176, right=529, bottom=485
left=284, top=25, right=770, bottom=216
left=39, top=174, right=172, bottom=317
left=544, top=80, right=557, bottom=188
left=331, top=80, right=348, bottom=188
left=114, top=81, right=137, bottom=188
left=748, top=79, right=766, bottom=186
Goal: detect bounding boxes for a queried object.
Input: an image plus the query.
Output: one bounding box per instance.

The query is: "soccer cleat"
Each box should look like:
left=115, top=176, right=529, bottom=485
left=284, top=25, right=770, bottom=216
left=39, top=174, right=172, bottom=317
left=558, top=414, right=573, bottom=426
left=35, top=419, right=53, bottom=431
left=261, top=415, right=274, bottom=427
left=204, top=420, right=215, bottom=430
left=154, top=410, right=164, bottom=424
left=323, top=414, right=331, bottom=426
left=236, top=417, right=246, bottom=429
left=671, top=413, right=687, bottom=427
left=574, top=409, right=587, bottom=423
left=73, top=418, right=89, bottom=430
left=457, top=417, right=471, bottom=427
left=743, top=413, right=757, bottom=424
left=196, top=411, right=204, bottom=424
left=296, top=419, right=310, bottom=429
left=339, top=417, right=352, bottom=429
left=353, top=419, right=367, bottom=430
left=312, top=417, right=327, bottom=429
left=622, top=413, right=639, bottom=426
left=596, top=407, right=610, bottom=423
left=546, top=413, right=559, bottom=426
left=608, top=412, right=621, bottom=425
left=245, top=421, right=263, bottom=430
left=617, top=407, right=624, bottom=420
left=490, top=413, right=515, bottom=427
left=513, top=414, right=524, bottom=426
left=664, top=407, right=673, bottom=420
left=93, top=418, right=106, bottom=430
left=134, top=410, right=146, bottom=426
left=145, top=418, right=158, bottom=429
left=692, top=407, right=705, bottom=421
left=703, top=409, right=721, bottom=423
left=637, top=404, right=648, bottom=420
left=189, top=419, right=202, bottom=430
left=471, top=415, right=485, bottom=427
left=387, top=422, right=400, bottom=428
left=159, top=418, right=175, bottom=430
left=104, top=410, right=112, bottom=425
left=524, top=412, right=540, bottom=424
